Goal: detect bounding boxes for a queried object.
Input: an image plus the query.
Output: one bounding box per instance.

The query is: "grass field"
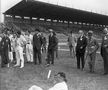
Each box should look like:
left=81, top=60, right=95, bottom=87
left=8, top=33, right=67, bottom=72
left=0, top=33, right=108, bottom=90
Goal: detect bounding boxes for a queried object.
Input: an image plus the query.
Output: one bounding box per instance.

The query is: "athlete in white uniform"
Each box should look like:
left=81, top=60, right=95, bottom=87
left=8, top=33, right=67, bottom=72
left=29, top=72, right=68, bottom=90
left=26, top=30, right=33, bottom=62
left=14, top=31, right=26, bottom=68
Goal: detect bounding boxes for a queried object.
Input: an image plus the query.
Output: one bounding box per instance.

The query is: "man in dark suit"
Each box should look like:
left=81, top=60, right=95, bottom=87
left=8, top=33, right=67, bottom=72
left=33, top=29, right=43, bottom=65
left=46, top=29, right=58, bottom=66
left=101, top=27, right=108, bottom=75
left=0, top=30, right=11, bottom=68
left=76, top=30, right=87, bottom=70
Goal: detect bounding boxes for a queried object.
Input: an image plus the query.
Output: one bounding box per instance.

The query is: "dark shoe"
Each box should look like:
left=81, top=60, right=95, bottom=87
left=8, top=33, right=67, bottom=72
left=103, top=72, right=108, bottom=75
left=34, top=63, right=37, bottom=65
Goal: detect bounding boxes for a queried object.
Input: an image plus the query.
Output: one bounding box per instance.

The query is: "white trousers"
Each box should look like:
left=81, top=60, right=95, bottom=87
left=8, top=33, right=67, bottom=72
left=15, top=46, right=24, bottom=68
left=26, top=44, right=33, bottom=62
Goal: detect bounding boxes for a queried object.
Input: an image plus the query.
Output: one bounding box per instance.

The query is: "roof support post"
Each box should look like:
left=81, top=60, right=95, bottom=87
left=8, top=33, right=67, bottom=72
left=30, top=17, right=32, bottom=24
left=21, top=16, right=24, bottom=23
left=12, top=15, right=15, bottom=21
left=4, top=14, right=6, bottom=23
left=51, top=19, right=53, bottom=26
left=68, top=21, right=70, bottom=28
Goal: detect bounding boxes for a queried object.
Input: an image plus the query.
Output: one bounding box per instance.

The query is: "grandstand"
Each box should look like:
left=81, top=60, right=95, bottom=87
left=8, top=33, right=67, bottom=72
left=3, top=0, right=108, bottom=35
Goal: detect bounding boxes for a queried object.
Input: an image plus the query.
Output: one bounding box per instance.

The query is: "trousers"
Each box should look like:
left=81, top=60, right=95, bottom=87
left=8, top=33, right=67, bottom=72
left=47, top=49, right=55, bottom=64
left=1, top=49, right=9, bottom=67
left=15, top=46, right=24, bottom=68
left=76, top=53, right=85, bottom=69
left=101, top=47, right=108, bottom=74
left=26, top=44, right=33, bottom=62
left=88, top=52, right=96, bottom=72
left=33, top=47, right=42, bottom=64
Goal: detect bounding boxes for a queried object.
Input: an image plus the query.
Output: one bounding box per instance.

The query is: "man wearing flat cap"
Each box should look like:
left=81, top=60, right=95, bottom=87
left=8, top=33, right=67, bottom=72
left=86, top=30, right=99, bottom=73
left=101, top=27, right=108, bottom=75
left=33, top=29, right=43, bottom=65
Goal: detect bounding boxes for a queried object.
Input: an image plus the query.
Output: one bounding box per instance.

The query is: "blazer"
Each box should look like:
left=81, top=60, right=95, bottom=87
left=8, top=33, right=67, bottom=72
left=76, top=35, right=87, bottom=54
left=101, top=34, right=108, bottom=56
left=0, top=36, right=11, bottom=51
left=33, top=33, right=42, bottom=50
left=48, top=35, right=58, bottom=50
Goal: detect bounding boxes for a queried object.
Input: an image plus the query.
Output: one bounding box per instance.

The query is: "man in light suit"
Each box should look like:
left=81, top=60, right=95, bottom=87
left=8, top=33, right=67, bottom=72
left=33, top=29, right=42, bottom=65
left=76, top=30, right=87, bottom=70
left=86, top=31, right=99, bottom=73
left=101, top=27, right=108, bottom=75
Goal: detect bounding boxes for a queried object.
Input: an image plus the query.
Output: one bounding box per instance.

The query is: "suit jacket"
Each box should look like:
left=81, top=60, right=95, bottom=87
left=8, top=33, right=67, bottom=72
left=48, top=35, right=58, bottom=50
left=33, top=33, right=42, bottom=50
left=0, top=36, right=11, bottom=51
left=76, top=35, right=87, bottom=54
left=101, top=34, right=108, bottom=56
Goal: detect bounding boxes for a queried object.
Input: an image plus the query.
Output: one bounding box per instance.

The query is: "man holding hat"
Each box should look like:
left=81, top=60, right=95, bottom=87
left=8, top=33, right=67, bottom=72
left=86, top=30, right=99, bottom=73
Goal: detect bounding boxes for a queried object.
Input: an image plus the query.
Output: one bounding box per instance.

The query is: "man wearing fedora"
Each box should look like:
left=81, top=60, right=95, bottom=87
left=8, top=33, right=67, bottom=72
left=33, top=29, right=43, bottom=65
left=46, top=29, right=58, bottom=66
left=101, top=27, right=108, bottom=75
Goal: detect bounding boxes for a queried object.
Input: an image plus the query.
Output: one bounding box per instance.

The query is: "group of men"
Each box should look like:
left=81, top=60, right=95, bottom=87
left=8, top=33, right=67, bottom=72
left=1, top=27, right=108, bottom=75
left=0, top=28, right=58, bottom=68
left=68, top=27, right=108, bottom=74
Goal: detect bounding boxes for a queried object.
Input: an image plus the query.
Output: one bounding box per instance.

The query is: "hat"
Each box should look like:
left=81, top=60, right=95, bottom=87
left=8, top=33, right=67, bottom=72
left=35, top=29, right=40, bottom=32
left=17, top=30, right=21, bottom=35
left=88, top=30, right=93, bottom=35
left=49, top=29, right=53, bottom=32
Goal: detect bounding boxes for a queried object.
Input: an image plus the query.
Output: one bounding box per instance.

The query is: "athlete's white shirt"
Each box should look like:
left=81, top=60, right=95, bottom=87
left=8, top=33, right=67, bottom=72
left=16, top=35, right=26, bottom=47
left=49, top=81, right=68, bottom=90
left=26, top=34, right=33, bottom=44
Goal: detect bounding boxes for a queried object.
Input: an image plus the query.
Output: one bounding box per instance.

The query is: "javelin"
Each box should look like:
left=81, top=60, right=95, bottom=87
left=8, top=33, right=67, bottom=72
left=47, top=70, right=52, bottom=79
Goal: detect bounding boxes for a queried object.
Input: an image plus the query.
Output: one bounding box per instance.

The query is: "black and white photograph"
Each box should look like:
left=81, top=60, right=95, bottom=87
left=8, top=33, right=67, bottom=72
left=0, top=0, right=108, bottom=90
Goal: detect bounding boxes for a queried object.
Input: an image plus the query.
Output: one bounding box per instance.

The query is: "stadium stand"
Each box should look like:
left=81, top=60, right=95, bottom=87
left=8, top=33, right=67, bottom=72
left=1, top=0, right=107, bottom=39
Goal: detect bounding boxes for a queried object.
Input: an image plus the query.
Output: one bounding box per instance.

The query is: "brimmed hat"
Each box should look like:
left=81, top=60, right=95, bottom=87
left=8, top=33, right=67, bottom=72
left=17, top=30, right=21, bottom=35
left=88, top=30, right=93, bottom=35
left=49, top=29, right=53, bottom=32
left=35, top=29, right=40, bottom=32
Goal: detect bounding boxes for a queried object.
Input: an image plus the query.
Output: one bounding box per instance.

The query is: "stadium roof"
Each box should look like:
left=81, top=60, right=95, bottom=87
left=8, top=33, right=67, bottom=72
left=4, top=0, right=108, bottom=25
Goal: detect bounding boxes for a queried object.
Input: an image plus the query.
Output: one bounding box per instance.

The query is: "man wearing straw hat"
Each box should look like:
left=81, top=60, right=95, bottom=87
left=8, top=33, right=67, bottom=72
left=86, top=30, right=99, bottom=73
